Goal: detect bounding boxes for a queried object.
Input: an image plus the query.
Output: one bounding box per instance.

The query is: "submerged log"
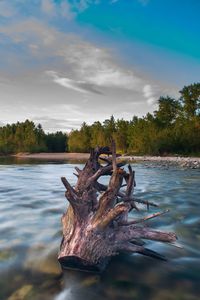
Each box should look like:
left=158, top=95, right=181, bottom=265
left=58, top=142, right=177, bottom=272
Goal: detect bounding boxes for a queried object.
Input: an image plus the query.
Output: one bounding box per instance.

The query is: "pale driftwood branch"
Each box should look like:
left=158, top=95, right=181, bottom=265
left=116, top=226, right=177, bottom=243
left=94, top=203, right=128, bottom=229
left=75, top=167, right=82, bottom=174
left=111, top=140, right=117, bottom=172
left=61, top=176, right=76, bottom=194
left=125, top=165, right=134, bottom=196
left=119, top=209, right=170, bottom=226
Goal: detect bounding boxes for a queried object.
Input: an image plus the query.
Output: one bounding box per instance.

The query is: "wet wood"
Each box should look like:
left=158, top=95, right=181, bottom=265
left=58, top=142, right=177, bottom=272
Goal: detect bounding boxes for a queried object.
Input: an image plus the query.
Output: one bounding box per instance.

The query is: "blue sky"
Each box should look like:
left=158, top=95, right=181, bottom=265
left=77, top=0, right=200, bottom=58
left=0, top=0, right=199, bottom=131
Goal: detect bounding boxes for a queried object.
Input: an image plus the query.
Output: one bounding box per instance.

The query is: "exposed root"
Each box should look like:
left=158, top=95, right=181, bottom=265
left=59, top=142, right=178, bottom=271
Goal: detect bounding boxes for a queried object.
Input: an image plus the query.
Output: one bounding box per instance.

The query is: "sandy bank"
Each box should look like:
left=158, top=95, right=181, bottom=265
left=13, top=152, right=90, bottom=160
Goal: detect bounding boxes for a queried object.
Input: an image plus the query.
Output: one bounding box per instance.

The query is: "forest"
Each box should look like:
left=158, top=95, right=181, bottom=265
left=0, top=120, right=67, bottom=154
left=0, top=83, right=200, bottom=155
left=68, top=83, right=200, bottom=155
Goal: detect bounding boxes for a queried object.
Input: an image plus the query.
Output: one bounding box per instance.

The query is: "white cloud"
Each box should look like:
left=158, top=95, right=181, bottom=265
left=143, top=84, right=152, bottom=98
left=0, top=98, right=86, bottom=132
left=46, top=71, right=88, bottom=94
left=46, top=71, right=103, bottom=94
left=0, top=18, right=165, bottom=101
left=143, top=84, right=157, bottom=105
left=88, top=68, right=141, bottom=89
left=0, top=11, right=155, bottom=104
left=0, top=17, right=177, bottom=131
left=57, top=40, right=143, bottom=92
left=0, top=18, right=146, bottom=94
left=33, top=107, right=85, bottom=132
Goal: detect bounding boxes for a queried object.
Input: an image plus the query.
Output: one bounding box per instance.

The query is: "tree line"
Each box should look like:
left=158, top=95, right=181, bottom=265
left=68, top=83, right=200, bottom=155
left=0, top=120, right=68, bottom=154
left=1, top=82, right=200, bottom=156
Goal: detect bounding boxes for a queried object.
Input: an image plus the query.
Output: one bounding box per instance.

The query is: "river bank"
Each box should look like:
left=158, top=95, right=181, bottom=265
left=13, top=152, right=90, bottom=160
left=123, top=155, right=200, bottom=169
left=12, top=152, right=200, bottom=168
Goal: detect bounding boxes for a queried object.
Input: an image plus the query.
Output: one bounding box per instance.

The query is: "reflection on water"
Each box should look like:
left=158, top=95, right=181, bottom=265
left=0, top=159, right=200, bottom=300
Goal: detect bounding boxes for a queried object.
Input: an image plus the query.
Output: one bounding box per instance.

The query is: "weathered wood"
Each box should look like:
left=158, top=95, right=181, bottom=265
left=58, top=142, right=177, bottom=272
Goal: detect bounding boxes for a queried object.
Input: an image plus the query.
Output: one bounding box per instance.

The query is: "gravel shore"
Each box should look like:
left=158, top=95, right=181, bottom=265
left=13, top=153, right=200, bottom=168
left=122, top=155, right=200, bottom=168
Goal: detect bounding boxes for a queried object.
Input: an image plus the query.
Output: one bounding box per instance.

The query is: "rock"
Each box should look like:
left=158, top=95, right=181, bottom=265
left=7, top=285, right=33, bottom=300
left=0, top=249, right=15, bottom=261
left=81, top=275, right=100, bottom=287
left=24, top=246, right=61, bottom=275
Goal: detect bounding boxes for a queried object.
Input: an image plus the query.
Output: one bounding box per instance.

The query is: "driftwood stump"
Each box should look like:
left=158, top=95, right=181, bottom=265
left=58, top=143, right=177, bottom=272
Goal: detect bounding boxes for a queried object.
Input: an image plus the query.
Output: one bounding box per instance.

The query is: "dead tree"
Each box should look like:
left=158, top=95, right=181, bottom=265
left=58, top=143, right=178, bottom=272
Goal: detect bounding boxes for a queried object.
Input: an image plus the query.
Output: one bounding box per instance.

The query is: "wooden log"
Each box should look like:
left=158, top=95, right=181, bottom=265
left=58, top=142, right=177, bottom=272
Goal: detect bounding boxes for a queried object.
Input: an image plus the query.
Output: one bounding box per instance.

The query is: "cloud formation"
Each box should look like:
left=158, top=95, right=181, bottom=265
left=46, top=71, right=103, bottom=94
left=143, top=84, right=157, bottom=105
left=0, top=18, right=152, bottom=96
left=0, top=1, right=178, bottom=131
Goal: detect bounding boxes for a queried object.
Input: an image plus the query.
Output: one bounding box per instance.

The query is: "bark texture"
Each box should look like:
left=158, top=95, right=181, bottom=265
left=58, top=143, right=177, bottom=272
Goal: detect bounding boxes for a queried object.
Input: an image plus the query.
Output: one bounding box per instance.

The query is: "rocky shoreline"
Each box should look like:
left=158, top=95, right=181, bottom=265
left=12, top=153, right=200, bottom=169
left=122, top=155, right=200, bottom=169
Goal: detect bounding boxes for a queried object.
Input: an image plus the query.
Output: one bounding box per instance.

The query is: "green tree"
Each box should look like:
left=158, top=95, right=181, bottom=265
left=68, top=123, right=91, bottom=152
left=45, top=131, right=68, bottom=152
left=103, top=115, right=116, bottom=144
left=0, top=120, right=47, bottom=154
left=114, top=119, right=129, bottom=153
left=154, top=96, right=180, bottom=127
left=179, top=83, right=200, bottom=118
left=90, top=121, right=106, bottom=148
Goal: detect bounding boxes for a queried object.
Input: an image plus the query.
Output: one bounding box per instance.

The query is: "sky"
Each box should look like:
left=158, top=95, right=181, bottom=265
left=0, top=0, right=200, bottom=132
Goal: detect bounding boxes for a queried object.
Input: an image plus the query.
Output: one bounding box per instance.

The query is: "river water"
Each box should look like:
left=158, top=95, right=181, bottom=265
left=0, top=158, right=200, bottom=300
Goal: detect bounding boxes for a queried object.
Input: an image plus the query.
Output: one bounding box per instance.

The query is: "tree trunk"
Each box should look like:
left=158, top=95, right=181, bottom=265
left=58, top=142, right=178, bottom=272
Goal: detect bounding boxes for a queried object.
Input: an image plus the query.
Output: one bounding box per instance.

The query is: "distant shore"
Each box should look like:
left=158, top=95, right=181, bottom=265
left=13, top=152, right=90, bottom=160
left=12, top=152, right=200, bottom=168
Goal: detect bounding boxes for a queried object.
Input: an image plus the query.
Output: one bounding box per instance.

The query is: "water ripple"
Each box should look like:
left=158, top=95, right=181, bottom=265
left=0, top=161, right=200, bottom=299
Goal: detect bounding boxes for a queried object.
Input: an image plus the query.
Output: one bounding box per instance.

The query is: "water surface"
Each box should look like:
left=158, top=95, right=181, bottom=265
left=0, top=159, right=200, bottom=300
